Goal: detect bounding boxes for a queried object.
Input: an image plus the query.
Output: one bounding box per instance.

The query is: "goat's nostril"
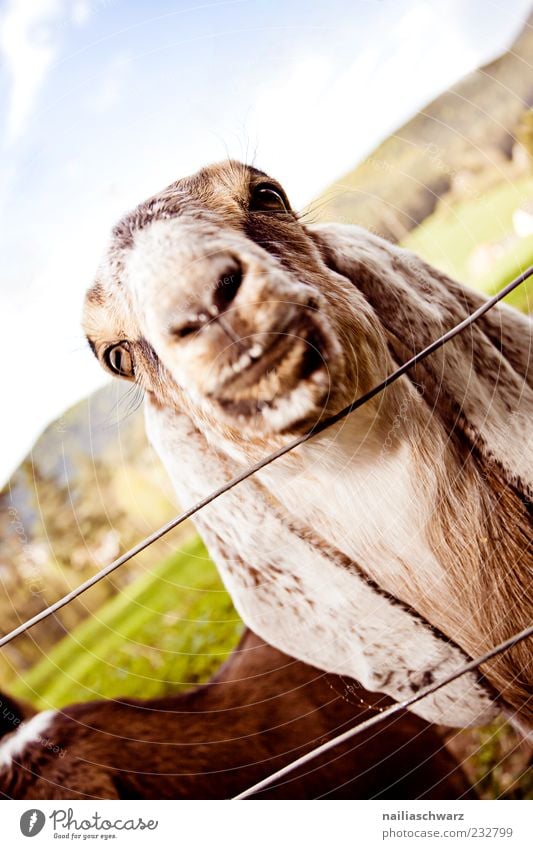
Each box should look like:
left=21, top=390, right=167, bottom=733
left=171, top=319, right=203, bottom=340
left=213, top=263, right=243, bottom=315
left=169, top=260, right=243, bottom=342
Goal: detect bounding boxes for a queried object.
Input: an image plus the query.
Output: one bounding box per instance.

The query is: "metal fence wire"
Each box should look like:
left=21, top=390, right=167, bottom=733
left=2, top=265, right=532, bottom=797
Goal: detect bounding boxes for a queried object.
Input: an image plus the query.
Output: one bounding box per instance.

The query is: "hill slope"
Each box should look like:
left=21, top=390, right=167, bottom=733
left=310, top=12, right=533, bottom=241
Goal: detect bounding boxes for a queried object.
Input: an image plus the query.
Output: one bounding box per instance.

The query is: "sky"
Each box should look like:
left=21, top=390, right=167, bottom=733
left=0, top=0, right=531, bottom=486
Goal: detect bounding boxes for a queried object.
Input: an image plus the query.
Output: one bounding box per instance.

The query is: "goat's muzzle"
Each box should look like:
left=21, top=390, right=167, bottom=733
left=131, top=236, right=338, bottom=431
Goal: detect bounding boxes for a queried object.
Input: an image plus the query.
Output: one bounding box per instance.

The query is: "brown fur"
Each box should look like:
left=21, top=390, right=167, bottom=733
left=0, top=632, right=473, bottom=800
left=326, top=245, right=533, bottom=723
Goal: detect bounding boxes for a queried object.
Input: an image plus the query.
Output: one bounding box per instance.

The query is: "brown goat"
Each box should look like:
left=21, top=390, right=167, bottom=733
left=0, top=631, right=473, bottom=799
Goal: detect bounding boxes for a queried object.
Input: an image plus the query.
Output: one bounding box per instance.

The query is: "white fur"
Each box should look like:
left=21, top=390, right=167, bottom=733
left=258, top=417, right=451, bottom=609
left=0, top=710, right=55, bottom=768
left=146, top=401, right=500, bottom=727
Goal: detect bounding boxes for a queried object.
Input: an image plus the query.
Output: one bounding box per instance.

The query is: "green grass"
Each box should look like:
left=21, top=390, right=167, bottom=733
left=9, top=535, right=243, bottom=709
left=403, top=175, right=533, bottom=312
left=472, top=235, right=533, bottom=311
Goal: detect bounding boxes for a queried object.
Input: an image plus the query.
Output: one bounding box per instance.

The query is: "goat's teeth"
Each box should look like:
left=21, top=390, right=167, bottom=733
left=249, top=344, right=263, bottom=359
left=234, top=354, right=251, bottom=372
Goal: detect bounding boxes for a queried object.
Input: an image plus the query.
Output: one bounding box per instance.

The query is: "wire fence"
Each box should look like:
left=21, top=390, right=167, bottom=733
left=1, top=265, right=532, bottom=798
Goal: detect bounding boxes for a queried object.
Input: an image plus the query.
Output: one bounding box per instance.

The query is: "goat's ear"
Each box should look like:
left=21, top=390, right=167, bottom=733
left=305, top=222, right=376, bottom=288
left=309, top=221, right=533, bottom=515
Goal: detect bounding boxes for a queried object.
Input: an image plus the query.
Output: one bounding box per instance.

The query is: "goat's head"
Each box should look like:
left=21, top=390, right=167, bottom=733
left=83, top=160, right=389, bottom=440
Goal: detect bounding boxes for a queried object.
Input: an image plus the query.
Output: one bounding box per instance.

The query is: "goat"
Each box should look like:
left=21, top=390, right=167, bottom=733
left=0, top=631, right=473, bottom=799
left=83, top=160, right=532, bottom=730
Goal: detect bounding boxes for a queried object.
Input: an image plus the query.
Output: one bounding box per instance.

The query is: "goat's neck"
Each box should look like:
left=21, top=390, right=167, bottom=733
left=219, top=382, right=478, bottom=653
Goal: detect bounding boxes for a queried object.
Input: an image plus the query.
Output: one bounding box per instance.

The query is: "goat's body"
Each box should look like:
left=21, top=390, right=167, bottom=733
left=148, top=404, right=498, bottom=727
left=146, top=226, right=532, bottom=728
left=253, top=379, right=532, bottom=725
left=0, top=632, right=473, bottom=800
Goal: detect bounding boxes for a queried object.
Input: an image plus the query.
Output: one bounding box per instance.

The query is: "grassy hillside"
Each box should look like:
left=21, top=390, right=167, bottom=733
left=310, top=12, right=533, bottom=242
left=9, top=535, right=242, bottom=709
left=0, top=380, right=182, bottom=674
left=403, top=173, right=533, bottom=312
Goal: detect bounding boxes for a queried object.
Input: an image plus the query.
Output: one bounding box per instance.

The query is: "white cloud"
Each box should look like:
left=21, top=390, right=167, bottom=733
left=71, top=0, right=92, bottom=27
left=247, top=1, right=523, bottom=206
left=86, top=51, right=130, bottom=114
left=0, top=0, right=88, bottom=143
left=0, top=201, right=113, bottom=485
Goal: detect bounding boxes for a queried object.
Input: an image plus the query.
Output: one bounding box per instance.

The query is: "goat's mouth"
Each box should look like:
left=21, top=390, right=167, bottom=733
left=209, top=321, right=332, bottom=426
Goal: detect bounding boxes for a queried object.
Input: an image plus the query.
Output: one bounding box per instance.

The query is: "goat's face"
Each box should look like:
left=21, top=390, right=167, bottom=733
left=83, top=161, right=386, bottom=439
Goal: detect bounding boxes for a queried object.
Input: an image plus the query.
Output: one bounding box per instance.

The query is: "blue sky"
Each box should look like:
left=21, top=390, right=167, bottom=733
left=0, top=0, right=531, bottom=484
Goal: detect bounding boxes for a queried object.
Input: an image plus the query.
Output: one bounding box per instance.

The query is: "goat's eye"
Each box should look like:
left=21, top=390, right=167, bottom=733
left=249, top=183, right=288, bottom=213
left=104, top=342, right=134, bottom=378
